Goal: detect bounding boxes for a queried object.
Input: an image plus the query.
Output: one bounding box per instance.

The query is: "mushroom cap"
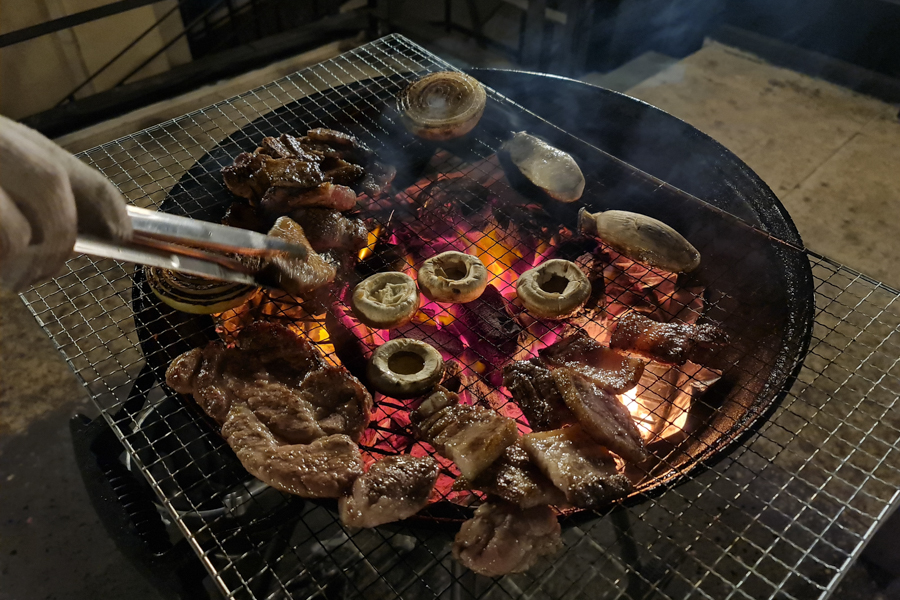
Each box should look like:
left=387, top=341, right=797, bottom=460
left=516, top=259, right=591, bottom=319
left=351, top=272, right=420, bottom=329
left=417, top=251, right=488, bottom=304
left=367, top=338, right=445, bottom=399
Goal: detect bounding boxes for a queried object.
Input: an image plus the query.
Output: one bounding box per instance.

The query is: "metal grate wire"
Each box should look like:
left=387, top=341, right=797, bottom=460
left=18, top=35, right=900, bottom=600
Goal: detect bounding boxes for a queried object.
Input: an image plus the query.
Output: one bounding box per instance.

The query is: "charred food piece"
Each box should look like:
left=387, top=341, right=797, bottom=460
left=502, top=359, right=577, bottom=431
left=339, top=455, right=440, bottom=527
left=455, top=441, right=566, bottom=509
left=351, top=272, right=420, bottom=329
left=287, top=208, right=367, bottom=253
left=500, top=132, right=585, bottom=202
left=255, top=217, right=337, bottom=296
left=551, top=367, right=648, bottom=464
left=610, top=312, right=728, bottom=365
left=261, top=182, right=357, bottom=215
left=222, top=153, right=325, bottom=202
left=398, top=71, right=487, bottom=140
left=418, top=251, right=488, bottom=303
left=453, top=501, right=562, bottom=577
left=453, top=284, right=523, bottom=369
left=412, top=386, right=519, bottom=480
left=221, top=405, right=363, bottom=498
left=539, top=331, right=645, bottom=394
left=522, top=425, right=632, bottom=508
left=367, top=338, right=444, bottom=398
left=579, top=208, right=700, bottom=273
left=516, top=259, right=591, bottom=319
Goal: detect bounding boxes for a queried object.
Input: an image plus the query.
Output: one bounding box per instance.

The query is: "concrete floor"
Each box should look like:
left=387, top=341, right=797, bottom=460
left=1, top=37, right=899, bottom=599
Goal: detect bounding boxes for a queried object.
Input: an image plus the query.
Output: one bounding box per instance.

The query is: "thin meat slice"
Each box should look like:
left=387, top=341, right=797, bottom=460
left=339, top=455, right=440, bottom=527
left=255, top=217, right=337, bottom=296
left=288, top=208, right=367, bottom=253
left=261, top=182, right=357, bottom=214
left=412, top=387, right=518, bottom=480
left=222, top=153, right=324, bottom=202
left=522, top=425, right=632, bottom=509
left=455, top=441, right=566, bottom=509
left=453, top=501, right=562, bottom=577
left=539, top=332, right=646, bottom=394
left=610, top=312, right=728, bottom=365
left=222, top=405, right=363, bottom=498
left=551, top=367, right=648, bottom=464
left=502, top=359, right=576, bottom=431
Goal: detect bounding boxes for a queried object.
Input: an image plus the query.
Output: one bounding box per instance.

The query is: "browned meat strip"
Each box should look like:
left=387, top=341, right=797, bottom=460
left=221, top=152, right=267, bottom=200
left=321, top=157, right=366, bottom=187
left=164, top=321, right=371, bottom=443
left=255, top=217, right=337, bottom=296
left=412, top=386, right=518, bottom=480
left=539, top=332, right=645, bottom=394
left=610, top=312, right=728, bottom=365
left=278, top=134, right=323, bottom=162
left=222, top=200, right=269, bottom=233
left=259, top=136, right=297, bottom=159
left=453, top=501, right=561, bottom=577
left=222, top=153, right=324, bottom=202
left=288, top=208, right=367, bottom=253
left=339, top=455, right=440, bottom=527
left=455, top=441, right=566, bottom=509
left=522, top=425, right=632, bottom=508
left=551, top=367, right=648, bottom=464
left=261, top=182, right=357, bottom=214
left=222, top=404, right=363, bottom=498
left=502, top=359, right=576, bottom=431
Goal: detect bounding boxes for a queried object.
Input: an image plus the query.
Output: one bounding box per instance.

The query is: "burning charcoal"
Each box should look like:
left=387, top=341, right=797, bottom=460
left=502, top=359, right=576, bottom=431
left=551, top=367, right=648, bottom=464
left=522, top=425, right=632, bottom=509
left=454, top=441, right=566, bottom=509
left=339, top=455, right=440, bottom=527
left=450, top=284, right=524, bottom=369
left=356, top=240, right=410, bottom=280
left=453, top=501, right=562, bottom=577
left=324, top=301, right=374, bottom=384
left=411, top=386, right=518, bottom=480
left=416, top=177, right=494, bottom=235
left=538, top=332, right=645, bottom=394
left=610, top=312, right=728, bottom=365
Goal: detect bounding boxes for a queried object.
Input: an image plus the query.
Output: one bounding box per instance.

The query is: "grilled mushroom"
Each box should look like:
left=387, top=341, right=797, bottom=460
left=351, top=272, right=420, bottom=329
left=516, top=259, right=591, bottom=319
left=500, top=132, right=585, bottom=203
left=367, top=338, right=445, bottom=398
left=398, top=72, right=487, bottom=140
left=578, top=208, right=701, bottom=273
left=418, top=251, right=488, bottom=304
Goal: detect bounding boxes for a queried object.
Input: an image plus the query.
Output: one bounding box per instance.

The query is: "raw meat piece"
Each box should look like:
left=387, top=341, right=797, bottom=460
left=522, top=425, right=632, bottom=508
left=453, top=501, right=561, bottom=577
left=502, top=359, right=576, bottom=431
left=222, top=405, right=363, bottom=498
left=339, top=455, right=440, bottom=527
left=539, top=332, right=645, bottom=394
left=551, top=367, right=648, bottom=464
left=412, top=386, right=518, bottom=480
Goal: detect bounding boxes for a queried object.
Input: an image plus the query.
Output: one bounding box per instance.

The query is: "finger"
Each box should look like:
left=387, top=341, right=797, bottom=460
left=0, top=125, right=77, bottom=284
left=0, top=186, right=32, bottom=259
left=1, top=116, right=130, bottom=242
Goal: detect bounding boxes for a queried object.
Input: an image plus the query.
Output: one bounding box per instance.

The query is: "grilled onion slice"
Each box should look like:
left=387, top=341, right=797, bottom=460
left=145, top=266, right=258, bottom=314
left=398, top=71, right=487, bottom=140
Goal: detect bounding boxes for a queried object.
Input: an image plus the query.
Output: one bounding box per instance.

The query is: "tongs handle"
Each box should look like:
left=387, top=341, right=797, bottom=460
left=126, top=206, right=306, bottom=259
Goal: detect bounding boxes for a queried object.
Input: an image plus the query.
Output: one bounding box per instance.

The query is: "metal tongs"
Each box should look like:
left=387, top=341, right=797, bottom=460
left=74, top=206, right=306, bottom=285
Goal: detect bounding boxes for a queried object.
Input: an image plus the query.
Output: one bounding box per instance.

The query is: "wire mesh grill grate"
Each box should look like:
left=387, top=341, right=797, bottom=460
left=18, top=35, right=900, bottom=599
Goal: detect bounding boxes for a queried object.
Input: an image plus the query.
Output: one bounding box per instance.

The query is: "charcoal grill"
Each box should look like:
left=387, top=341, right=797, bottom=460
left=20, top=35, right=900, bottom=599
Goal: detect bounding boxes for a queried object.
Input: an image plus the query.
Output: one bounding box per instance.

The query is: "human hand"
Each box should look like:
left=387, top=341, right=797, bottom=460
left=0, top=115, right=130, bottom=291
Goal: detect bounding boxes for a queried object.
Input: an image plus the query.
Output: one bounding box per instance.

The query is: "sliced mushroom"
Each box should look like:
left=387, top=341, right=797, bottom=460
left=578, top=208, right=700, bottom=273
left=516, top=259, right=591, bottom=319
left=418, top=251, right=488, bottom=304
left=351, top=272, right=420, bottom=329
left=500, top=132, right=585, bottom=203
left=367, top=338, right=445, bottom=398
